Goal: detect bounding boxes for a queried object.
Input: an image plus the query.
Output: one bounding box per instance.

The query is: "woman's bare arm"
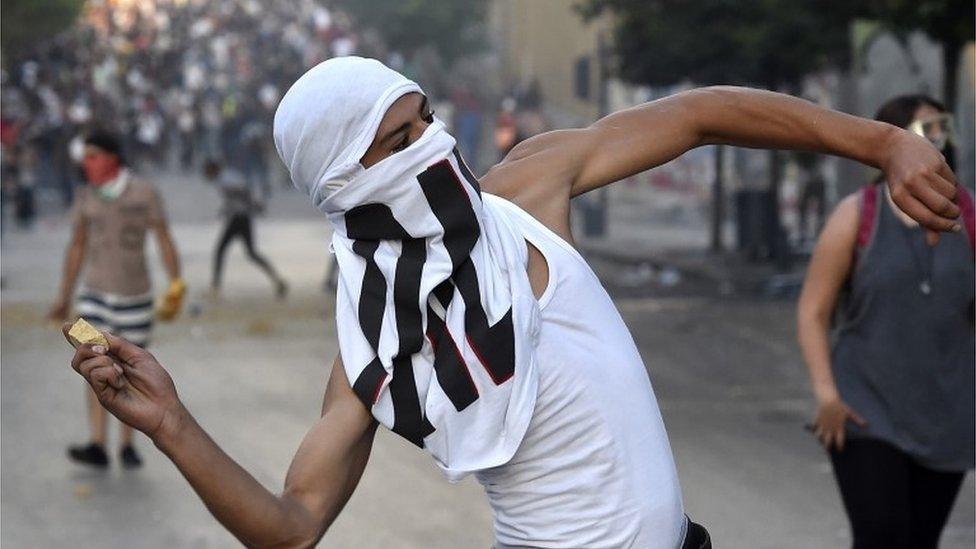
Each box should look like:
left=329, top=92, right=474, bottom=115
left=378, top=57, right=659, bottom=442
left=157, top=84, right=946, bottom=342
left=797, top=195, right=858, bottom=404
left=796, top=195, right=867, bottom=450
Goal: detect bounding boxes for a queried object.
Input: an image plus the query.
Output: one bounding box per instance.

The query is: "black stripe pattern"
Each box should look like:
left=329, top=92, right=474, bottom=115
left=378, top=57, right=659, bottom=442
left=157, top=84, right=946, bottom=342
left=345, top=203, right=428, bottom=446
left=78, top=294, right=154, bottom=311
left=452, top=148, right=481, bottom=196
left=341, top=159, right=518, bottom=449
left=419, top=161, right=516, bottom=385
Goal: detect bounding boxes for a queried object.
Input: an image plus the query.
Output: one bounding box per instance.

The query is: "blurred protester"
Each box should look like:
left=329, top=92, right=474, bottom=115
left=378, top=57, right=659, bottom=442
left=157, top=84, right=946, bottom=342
left=1, top=83, right=30, bottom=230
left=0, top=150, right=15, bottom=237
left=48, top=130, right=183, bottom=469
left=0, top=105, right=20, bottom=235
left=794, top=151, right=826, bottom=249
left=513, top=80, right=549, bottom=144
left=33, top=82, right=74, bottom=206
left=494, top=97, right=518, bottom=160
left=133, top=97, right=166, bottom=167
left=493, top=93, right=550, bottom=164
left=175, top=94, right=197, bottom=172
left=239, top=112, right=272, bottom=201
left=13, top=146, right=39, bottom=229
left=515, top=107, right=549, bottom=144
left=203, top=159, right=287, bottom=300
left=450, top=82, right=485, bottom=166
left=797, top=95, right=974, bottom=549
left=0, top=0, right=372, bottom=211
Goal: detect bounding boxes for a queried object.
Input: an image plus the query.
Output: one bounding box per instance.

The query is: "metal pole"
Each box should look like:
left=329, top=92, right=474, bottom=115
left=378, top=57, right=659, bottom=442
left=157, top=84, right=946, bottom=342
left=589, top=30, right=610, bottom=237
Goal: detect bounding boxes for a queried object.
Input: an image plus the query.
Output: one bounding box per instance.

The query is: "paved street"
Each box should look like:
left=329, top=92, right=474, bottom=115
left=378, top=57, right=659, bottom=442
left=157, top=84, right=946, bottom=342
left=2, top=171, right=972, bottom=548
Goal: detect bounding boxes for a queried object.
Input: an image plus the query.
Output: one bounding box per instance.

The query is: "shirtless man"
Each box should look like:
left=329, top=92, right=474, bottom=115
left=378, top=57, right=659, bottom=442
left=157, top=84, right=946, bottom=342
left=64, top=58, right=961, bottom=548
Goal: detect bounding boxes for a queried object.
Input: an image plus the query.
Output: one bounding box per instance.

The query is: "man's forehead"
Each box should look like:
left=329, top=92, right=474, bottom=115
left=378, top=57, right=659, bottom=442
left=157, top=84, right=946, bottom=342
left=273, top=57, right=425, bottom=201
left=375, top=92, right=424, bottom=142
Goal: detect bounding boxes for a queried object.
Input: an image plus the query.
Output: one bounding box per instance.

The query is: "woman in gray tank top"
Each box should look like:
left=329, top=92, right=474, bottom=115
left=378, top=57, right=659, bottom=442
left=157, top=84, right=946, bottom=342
left=798, top=95, right=974, bottom=549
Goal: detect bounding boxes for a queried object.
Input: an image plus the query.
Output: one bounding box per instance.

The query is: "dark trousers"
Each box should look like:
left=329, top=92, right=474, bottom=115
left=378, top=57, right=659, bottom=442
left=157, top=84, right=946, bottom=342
left=212, top=214, right=280, bottom=289
left=830, top=438, right=965, bottom=549
left=179, top=131, right=195, bottom=170
left=682, top=517, right=711, bottom=548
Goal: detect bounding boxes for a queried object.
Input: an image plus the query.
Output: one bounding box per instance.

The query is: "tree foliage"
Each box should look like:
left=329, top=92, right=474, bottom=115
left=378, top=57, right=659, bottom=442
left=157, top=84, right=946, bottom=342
left=862, top=0, right=975, bottom=104
left=579, top=0, right=857, bottom=90
left=1, top=0, right=84, bottom=61
left=338, top=0, right=488, bottom=66
left=578, top=0, right=863, bottom=257
left=579, top=0, right=974, bottom=98
left=865, top=0, right=974, bottom=47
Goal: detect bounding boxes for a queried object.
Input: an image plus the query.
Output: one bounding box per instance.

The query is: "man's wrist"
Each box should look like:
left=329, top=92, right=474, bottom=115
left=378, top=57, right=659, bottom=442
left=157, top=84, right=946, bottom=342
left=868, top=121, right=901, bottom=171
left=152, top=403, right=193, bottom=454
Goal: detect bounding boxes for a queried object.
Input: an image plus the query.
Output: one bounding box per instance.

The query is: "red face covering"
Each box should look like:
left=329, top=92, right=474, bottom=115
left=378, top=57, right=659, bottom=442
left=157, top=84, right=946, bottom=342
left=82, top=151, right=121, bottom=187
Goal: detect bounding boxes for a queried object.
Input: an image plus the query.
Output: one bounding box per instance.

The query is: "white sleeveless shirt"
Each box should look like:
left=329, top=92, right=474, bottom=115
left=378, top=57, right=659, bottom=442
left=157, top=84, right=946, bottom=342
left=476, top=195, right=685, bottom=548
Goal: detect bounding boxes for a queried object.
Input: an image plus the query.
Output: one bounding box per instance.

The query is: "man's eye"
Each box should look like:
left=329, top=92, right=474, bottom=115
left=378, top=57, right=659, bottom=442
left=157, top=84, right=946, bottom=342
left=422, top=109, right=435, bottom=124
left=392, top=136, right=409, bottom=153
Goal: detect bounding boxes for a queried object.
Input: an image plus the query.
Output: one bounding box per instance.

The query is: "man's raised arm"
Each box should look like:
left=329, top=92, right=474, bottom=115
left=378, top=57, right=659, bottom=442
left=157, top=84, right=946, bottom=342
left=532, top=86, right=959, bottom=238
left=64, top=328, right=376, bottom=548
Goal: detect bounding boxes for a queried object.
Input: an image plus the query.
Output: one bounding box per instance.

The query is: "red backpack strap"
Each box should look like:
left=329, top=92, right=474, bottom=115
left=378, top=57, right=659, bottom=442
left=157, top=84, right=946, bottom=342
left=855, top=183, right=880, bottom=261
left=957, top=186, right=975, bottom=255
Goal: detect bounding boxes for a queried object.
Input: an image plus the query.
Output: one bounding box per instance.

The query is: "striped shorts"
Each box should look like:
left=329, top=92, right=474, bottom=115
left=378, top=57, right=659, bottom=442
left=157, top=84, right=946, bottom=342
left=75, top=289, right=154, bottom=348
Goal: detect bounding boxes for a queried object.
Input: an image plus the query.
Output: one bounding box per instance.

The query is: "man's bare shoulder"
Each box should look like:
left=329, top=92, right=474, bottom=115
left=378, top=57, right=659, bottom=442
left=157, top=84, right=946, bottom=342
left=481, top=129, right=588, bottom=198
left=480, top=129, right=593, bottom=237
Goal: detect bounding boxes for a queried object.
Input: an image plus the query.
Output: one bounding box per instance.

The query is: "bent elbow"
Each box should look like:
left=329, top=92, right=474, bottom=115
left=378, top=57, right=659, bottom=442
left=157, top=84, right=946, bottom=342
left=280, top=536, right=321, bottom=549
left=245, top=508, right=326, bottom=549
left=797, top=302, right=832, bottom=334
left=251, top=529, right=323, bottom=549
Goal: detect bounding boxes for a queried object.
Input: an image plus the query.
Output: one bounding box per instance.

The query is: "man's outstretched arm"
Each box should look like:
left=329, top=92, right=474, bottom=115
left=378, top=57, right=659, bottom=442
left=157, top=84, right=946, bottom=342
left=65, top=329, right=376, bottom=548
left=498, top=86, right=959, bottom=241
left=583, top=87, right=957, bottom=230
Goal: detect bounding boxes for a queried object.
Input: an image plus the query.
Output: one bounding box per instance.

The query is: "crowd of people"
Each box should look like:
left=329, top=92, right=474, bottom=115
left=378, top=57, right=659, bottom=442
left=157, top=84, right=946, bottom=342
left=0, top=0, right=553, bottom=236
left=0, top=0, right=383, bottom=229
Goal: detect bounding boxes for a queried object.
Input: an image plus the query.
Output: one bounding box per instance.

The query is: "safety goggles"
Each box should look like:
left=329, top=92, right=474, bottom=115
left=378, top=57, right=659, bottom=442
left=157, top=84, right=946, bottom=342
left=908, top=113, right=955, bottom=150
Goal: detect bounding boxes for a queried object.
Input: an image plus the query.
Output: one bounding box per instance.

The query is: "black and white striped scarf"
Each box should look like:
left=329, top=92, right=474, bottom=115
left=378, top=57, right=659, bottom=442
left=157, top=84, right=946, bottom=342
left=275, top=58, right=539, bottom=479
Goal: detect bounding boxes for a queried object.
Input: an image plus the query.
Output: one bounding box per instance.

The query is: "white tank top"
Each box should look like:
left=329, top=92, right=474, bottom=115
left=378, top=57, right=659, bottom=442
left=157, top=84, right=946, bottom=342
left=476, top=195, right=685, bottom=548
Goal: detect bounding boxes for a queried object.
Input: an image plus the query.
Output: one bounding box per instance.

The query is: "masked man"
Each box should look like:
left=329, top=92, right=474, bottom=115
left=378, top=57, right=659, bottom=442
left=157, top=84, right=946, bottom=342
left=65, top=59, right=962, bottom=547
left=50, top=130, right=183, bottom=469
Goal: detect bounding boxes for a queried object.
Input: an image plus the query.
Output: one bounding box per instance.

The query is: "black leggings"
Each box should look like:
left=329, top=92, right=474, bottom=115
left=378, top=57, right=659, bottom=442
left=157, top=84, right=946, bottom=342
left=212, top=214, right=280, bottom=289
left=830, top=438, right=965, bottom=549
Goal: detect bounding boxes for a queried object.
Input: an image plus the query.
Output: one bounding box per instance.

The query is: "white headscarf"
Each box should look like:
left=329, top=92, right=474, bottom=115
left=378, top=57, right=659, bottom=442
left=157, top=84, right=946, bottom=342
left=273, top=57, right=539, bottom=481
left=273, top=56, right=422, bottom=209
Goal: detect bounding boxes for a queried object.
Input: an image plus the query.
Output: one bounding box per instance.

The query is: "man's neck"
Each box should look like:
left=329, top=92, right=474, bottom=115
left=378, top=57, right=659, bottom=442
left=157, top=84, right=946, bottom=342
left=95, top=168, right=130, bottom=200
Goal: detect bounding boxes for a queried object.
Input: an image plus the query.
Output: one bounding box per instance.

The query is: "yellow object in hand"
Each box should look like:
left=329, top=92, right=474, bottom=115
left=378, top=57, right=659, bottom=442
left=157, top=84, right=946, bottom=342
left=66, top=318, right=109, bottom=349
left=156, top=278, right=187, bottom=321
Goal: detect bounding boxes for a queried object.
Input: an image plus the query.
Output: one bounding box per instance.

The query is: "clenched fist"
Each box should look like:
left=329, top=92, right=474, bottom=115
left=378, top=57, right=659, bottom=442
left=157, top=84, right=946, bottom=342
left=880, top=129, right=962, bottom=244
left=63, top=324, right=186, bottom=443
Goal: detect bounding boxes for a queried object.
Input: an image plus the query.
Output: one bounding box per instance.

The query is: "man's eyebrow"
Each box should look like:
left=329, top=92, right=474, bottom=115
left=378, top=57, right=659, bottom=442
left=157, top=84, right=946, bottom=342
left=380, top=122, right=410, bottom=146
left=379, top=96, right=429, bottom=146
